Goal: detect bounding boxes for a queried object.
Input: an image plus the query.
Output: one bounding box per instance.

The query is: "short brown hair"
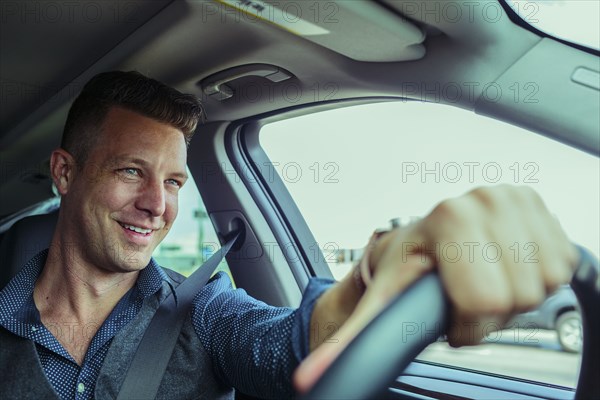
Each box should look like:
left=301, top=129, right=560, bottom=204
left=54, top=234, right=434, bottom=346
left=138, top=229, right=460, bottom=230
left=61, top=71, right=204, bottom=164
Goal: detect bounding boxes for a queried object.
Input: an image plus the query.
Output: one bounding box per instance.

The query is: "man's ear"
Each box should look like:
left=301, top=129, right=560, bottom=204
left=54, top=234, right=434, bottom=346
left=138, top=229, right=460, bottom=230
left=50, top=149, right=76, bottom=195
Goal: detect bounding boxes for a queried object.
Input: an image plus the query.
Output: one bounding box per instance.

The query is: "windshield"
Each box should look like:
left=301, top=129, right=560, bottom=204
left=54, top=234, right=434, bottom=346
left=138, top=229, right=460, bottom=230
left=506, top=0, right=600, bottom=50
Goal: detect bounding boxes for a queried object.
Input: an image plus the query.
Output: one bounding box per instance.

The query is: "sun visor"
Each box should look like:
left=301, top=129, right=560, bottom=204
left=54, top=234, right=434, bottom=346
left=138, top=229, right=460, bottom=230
left=214, top=0, right=426, bottom=62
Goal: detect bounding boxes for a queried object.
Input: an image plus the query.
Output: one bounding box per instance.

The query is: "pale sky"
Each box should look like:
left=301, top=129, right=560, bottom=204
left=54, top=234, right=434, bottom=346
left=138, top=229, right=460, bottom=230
left=260, top=101, right=599, bottom=257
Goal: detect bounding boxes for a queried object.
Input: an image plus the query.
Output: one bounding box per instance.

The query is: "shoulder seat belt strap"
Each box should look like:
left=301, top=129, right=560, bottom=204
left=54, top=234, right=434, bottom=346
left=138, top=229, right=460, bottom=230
left=116, top=231, right=242, bottom=400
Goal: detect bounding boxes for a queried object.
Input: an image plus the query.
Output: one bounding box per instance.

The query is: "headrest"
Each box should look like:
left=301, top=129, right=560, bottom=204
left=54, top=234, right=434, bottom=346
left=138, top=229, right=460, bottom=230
left=0, top=212, right=58, bottom=290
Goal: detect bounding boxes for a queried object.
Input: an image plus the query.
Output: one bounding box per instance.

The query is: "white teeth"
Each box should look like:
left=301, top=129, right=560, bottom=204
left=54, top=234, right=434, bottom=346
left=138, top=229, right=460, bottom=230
left=122, top=224, right=152, bottom=234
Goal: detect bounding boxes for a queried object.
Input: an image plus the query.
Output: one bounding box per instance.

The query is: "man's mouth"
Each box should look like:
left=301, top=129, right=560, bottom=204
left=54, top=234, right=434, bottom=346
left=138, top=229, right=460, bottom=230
left=118, top=222, right=154, bottom=235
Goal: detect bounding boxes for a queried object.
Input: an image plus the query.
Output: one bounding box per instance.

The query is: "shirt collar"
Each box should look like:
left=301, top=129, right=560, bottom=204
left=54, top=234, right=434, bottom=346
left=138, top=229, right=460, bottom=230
left=138, top=257, right=172, bottom=297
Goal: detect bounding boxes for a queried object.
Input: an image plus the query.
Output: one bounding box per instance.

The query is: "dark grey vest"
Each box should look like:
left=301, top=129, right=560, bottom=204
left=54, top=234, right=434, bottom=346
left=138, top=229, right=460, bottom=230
left=0, top=274, right=234, bottom=399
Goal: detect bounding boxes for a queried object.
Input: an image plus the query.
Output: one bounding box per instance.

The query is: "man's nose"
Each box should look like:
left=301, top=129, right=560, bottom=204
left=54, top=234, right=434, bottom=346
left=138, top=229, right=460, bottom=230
left=136, top=179, right=166, bottom=217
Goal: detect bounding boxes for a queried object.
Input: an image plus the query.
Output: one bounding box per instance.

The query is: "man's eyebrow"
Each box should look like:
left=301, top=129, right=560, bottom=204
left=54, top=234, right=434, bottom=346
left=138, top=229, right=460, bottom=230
left=106, top=156, right=150, bottom=169
left=171, top=171, right=189, bottom=181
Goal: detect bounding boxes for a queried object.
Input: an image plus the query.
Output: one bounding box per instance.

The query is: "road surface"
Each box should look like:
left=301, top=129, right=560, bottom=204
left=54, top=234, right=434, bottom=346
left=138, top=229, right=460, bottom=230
left=416, top=329, right=580, bottom=388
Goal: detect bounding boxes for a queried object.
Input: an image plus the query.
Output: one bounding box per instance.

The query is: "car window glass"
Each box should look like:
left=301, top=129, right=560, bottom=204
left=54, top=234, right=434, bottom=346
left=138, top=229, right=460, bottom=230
left=153, top=169, right=232, bottom=281
left=259, top=101, right=597, bottom=387
left=506, top=0, right=599, bottom=50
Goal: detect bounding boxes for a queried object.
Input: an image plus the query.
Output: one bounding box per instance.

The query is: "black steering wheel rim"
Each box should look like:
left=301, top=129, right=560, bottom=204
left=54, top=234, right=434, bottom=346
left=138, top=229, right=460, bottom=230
left=300, top=246, right=599, bottom=400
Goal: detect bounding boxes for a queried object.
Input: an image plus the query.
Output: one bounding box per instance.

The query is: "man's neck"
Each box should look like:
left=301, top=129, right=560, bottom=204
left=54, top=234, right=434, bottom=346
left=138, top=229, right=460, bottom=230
left=33, top=241, right=139, bottom=364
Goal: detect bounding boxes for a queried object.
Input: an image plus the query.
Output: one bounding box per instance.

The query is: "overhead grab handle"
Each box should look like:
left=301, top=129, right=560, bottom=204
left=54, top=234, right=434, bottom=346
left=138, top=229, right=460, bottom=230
left=199, top=64, right=293, bottom=101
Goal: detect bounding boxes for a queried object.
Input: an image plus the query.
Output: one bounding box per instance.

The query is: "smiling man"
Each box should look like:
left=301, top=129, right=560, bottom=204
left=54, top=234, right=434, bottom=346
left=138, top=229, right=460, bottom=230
left=36, top=105, right=189, bottom=365
left=0, top=71, right=578, bottom=399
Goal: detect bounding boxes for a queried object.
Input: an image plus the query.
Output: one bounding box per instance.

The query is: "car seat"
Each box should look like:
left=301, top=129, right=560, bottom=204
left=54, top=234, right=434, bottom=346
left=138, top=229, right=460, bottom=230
left=0, top=211, right=58, bottom=290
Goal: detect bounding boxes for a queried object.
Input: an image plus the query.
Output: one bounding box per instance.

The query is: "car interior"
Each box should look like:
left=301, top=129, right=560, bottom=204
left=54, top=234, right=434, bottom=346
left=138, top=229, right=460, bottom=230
left=1, top=1, right=598, bottom=399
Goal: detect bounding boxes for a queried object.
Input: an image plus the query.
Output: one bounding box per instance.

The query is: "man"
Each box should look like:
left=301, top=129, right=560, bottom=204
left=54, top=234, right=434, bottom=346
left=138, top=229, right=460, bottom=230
left=0, top=71, right=577, bottom=399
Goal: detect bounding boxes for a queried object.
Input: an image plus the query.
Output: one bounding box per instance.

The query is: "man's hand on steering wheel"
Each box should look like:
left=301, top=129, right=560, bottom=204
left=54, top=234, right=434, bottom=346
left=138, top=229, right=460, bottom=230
left=295, top=185, right=578, bottom=393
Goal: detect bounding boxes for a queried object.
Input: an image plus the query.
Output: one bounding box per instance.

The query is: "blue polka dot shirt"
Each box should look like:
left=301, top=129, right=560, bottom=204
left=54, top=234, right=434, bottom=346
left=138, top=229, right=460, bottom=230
left=0, top=250, right=333, bottom=399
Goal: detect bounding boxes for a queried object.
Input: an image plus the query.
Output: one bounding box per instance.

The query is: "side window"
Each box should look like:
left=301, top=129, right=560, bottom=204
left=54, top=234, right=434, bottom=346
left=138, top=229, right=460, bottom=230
left=153, top=169, right=232, bottom=281
left=259, top=101, right=598, bottom=387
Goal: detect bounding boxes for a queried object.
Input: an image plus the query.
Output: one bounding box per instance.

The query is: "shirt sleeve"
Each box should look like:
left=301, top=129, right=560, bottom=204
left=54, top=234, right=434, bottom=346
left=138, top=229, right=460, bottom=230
left=191, top=272, right=334, bottom=398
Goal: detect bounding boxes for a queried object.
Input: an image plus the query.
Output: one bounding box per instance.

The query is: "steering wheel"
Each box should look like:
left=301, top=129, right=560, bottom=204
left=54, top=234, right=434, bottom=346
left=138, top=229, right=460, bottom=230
left=299, top=246, right=599, bottom=400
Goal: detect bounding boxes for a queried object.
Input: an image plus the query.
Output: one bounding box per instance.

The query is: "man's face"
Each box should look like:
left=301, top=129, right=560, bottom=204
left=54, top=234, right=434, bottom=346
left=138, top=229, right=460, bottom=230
left=61, top=107, right=188, bottom=273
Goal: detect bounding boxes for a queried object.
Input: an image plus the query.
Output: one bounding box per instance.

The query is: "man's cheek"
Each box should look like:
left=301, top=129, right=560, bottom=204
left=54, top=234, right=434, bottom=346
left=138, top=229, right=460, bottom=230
left=166, top=198, right=179, bottom=222
left=152, top=226, right=171, bottom=250
left=103, top=183, right=138, bottom=208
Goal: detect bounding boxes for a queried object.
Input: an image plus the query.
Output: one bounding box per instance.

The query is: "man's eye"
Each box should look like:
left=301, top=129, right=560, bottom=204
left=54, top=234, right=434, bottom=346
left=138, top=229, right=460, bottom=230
left=123, top=168, right=138, bottom=175
left=166, top=179, right=181, bottom=188
left=117, top=168, right=140, bottom=181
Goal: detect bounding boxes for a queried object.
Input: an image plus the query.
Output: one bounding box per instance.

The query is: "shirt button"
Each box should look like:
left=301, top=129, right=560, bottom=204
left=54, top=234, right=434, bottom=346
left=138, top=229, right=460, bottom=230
left=31, top=326, right=37, bottom=332
left=77, top=383, right=85, bottom=393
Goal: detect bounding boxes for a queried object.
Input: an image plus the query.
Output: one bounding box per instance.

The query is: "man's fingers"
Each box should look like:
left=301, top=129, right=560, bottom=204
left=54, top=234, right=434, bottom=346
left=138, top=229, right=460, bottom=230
left=415, top=186, right=577, bottom=345
left=535, top=218, right=578, bottom=293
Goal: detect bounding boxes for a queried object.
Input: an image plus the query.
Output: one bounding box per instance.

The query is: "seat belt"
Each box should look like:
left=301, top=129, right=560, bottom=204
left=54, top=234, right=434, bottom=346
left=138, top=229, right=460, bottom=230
left=117, top=231, right=242, bottom=400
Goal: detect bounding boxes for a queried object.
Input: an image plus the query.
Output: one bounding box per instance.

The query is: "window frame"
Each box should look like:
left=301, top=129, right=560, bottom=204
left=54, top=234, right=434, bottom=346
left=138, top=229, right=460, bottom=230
left=228, top=96, right=589, bottom=397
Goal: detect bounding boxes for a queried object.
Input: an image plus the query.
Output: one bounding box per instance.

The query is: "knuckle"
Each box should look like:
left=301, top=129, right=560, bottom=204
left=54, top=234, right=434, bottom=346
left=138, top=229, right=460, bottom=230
left=430, top=198, right=471, bottom=225
left=513, top=185, right=545, bottom=209
left=469, top=184, right=543, bottom=212
left=469, top=186, right=498, bottom=208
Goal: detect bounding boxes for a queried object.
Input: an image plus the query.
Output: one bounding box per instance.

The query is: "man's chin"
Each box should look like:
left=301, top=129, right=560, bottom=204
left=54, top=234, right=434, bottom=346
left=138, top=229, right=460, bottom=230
left=111, top=252, right=153, bottom=273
